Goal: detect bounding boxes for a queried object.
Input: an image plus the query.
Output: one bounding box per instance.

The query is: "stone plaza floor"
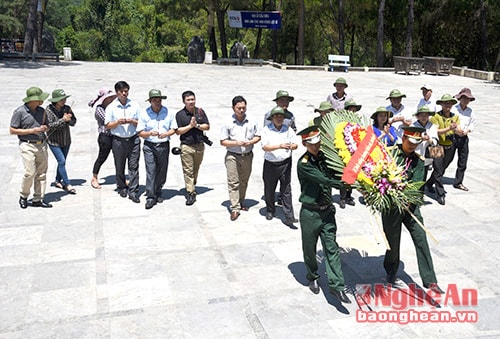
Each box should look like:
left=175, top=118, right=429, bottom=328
left=0, top=59, right=499, bottom=338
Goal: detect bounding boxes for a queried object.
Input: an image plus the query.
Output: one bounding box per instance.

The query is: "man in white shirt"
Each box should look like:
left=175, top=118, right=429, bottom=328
left=416, top=84, right=437, bottom=113
left=451, top=88, right=476, bottom=192
left=386, top=89, right=412, bottom=142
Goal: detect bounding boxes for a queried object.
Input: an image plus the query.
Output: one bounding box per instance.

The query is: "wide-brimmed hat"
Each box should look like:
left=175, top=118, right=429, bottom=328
left=402, top=126, right=425, bottom=144
left=94, top=88, right=117, bottom=107
left=386, top=89, right=406, bottom=99
left=413, top=105, right=435, bottom=116
left=22, top=86, right=49, bottom=103
left=297, top=125, right=321, bottom=144
left=454, top=88, right=475, bottom=101
left=49, top=89, right=71, bottom=103
left=420, top=84, right=433, bottom=91
left=273, top=90, right=294, bottom=102
left=436, top=93, right=458, bottom=105
left=370, top=106, right=393, bottom=120
left=146, top=89, right=167, bottom=101
left=314, top=101, right=334, bottom=113
left=267, top=106, right=286, bottom=120
left=333, top=77, right=348, bottom=87
left=344, top=99, right=362, bottom=111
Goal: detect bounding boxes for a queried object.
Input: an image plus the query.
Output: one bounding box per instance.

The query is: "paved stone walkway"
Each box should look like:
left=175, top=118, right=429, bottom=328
left=0, top=60, right=499, bottom=338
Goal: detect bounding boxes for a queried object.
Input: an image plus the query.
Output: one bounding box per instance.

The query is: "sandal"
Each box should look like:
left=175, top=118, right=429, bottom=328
left=54, top=182, right=64, bottom=189
left=65, top=185, right=77, bottom=194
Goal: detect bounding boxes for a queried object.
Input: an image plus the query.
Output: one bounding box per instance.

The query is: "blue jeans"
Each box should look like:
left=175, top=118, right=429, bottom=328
left=49, top=144, right=71, bottom=186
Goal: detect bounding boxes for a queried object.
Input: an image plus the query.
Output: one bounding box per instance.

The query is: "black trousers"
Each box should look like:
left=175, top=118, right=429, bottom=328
left=112, top=135, right=140, bottom=194
left=453, top=135, right=469, bottom=186
left=263, top=158, right=294, bottom=219
left=92, top=133, right=113, bottom=175
left=426, top=145, right=455, bottom=197
left=143, top=141, right=170, bottom=201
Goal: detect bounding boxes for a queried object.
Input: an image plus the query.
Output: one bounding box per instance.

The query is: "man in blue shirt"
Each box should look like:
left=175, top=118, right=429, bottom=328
left=138, top=89, right=177, bottom=209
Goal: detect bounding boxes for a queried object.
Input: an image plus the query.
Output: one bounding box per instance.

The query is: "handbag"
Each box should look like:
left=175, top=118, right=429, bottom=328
left=428, top=145, right=444, bottom=158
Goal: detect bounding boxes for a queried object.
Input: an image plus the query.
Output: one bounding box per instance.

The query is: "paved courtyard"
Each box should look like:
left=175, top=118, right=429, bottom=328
left=0, top=59, right=499, bottom=338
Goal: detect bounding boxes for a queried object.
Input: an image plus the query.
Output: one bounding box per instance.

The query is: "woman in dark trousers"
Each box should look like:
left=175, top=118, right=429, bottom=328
left=89, top=87, right=117, bottom=189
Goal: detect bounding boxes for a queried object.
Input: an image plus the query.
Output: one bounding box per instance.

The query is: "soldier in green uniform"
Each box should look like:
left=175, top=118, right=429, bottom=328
left=382, top=126, right=444, bottom=294
left=296, top=125, right=351, bottom=303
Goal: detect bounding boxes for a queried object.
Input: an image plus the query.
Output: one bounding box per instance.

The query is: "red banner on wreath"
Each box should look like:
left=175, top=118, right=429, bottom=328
left=342, top=126, right=378, bottom=184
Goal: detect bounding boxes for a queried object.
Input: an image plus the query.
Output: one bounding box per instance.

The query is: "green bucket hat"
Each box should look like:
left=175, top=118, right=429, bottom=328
left=333, top=77, right=348, bottom=87
left=146, top=89, right=167, bottom=101
left=413, top=105, right=435, bottom=116
left=370, top=106, right=393, bottom=120
left=273, top=90, right=294, bottom=102
left=49, top=89, right=71, bottom=103
left=344, top=99, right=362, bottom=111
left=23, top=86, right=49, bottom=103
left=386, top=89, right=406, bottom=99
left=314, top=101, right=334, bottom=113
left=436, top=93, right=458, bottom=105
left=267, top=106, right=286, bottom=120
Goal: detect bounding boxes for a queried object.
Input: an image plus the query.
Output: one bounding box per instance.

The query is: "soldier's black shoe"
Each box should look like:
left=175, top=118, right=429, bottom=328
left=437, top=195, right=445, bottom=205
left=119, top=189, right=128, bottom=198
left=265, top=212, right=274, bottom=220
left=424, top=283, right=445, bottom=294
left=186, top=193, right=196, bottom=206
left=309, top=280, right=320, bottom=294
left=331, top=289, right=351, bottom=303
left=145, top=199, right=156, bottom=209
left=129, top=195, right=140, bottom=203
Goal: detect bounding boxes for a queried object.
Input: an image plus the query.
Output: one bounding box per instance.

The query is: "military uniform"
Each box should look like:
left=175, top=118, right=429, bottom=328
left=297, top=149, right=346, bottom=292
left=382, top=143, right=438, bottom=286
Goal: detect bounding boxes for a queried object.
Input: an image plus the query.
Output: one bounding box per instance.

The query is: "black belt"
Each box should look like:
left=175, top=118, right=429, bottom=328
left=302, top=203, right=333, bottom=211
left=145, top=140, right=169, bottom=147
left=228, top=151, right=252, bottom=157
left=114, top=134, right=138, bottom=142
left=20, top=139, right=44, bottom=144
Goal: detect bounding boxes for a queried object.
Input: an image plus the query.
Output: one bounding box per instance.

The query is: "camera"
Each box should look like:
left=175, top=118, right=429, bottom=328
left=201, top=134, right=213, bottom=146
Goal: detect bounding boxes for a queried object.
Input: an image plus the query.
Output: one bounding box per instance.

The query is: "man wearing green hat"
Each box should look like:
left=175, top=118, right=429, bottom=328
left=386, top=89, right=412, bottom=142
left=261, top=106, right=298, bottom=226
left=411, top=105, right=438, bottom=182
left=326, top=77, right=352, bottom=111
left=263, top=90, right=297, bottom=132
left=296, top=125, right=351, bottom=303
left=137, top=89, right=178, bottom=209
left=10, top=86, right=52, bottom=208
left=382, top=126, right=444, bottom=295
left=344, top=98, right=362, bottom=113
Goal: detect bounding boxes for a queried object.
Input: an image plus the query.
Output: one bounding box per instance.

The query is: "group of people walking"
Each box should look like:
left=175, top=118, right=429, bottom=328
left=10, top=78, right=476, bottom=305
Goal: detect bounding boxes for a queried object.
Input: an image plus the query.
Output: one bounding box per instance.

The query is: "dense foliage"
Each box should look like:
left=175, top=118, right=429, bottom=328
left=1, top=0, right=498, bottom=70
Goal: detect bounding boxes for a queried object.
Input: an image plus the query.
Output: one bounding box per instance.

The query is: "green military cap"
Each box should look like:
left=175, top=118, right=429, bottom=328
left=314, top=101, right=334, bottom=113
left=436, top=93, right=458, bottom=105
left=414, top=105, right=435, bottom=116
left=273, top=90, right=294, bottom=102
left=23, top=86, right=49, bottom=103
left=386, top=89, right=406, bottom=99
left=49, top=89, right=71, bottom=103
left=402, top=126, right=426, bottom=144
left=370, top=106, right=393, bottom=119
left=297, top=125, right=321, bottom=144
left=146, top=89, right=167, bottom=101
left=267, top=106, right=286, bottom=120
left=344, top=98, right=362, bottom=111
left=333, top=77, right=348, bottom=87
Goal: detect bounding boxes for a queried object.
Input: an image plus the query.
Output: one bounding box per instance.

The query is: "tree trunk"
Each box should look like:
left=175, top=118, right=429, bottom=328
left=271, top=0, right=279, bottom=61
left=206, top=0, right=218, bottom=60
left=297, top=0, right=305, bottom=64
left=338, top=0, right=345, bottom=55
left=23, top=0, right=38, bottom=54
left=406, top=0, right=414, bottom=57
left=253, top=0, right=268, bottom=59
left=376, top=0, right=385, bottom=67
left=216, top=6, right=228, bottom=58
left=479, top=0, right=488, bottom=70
